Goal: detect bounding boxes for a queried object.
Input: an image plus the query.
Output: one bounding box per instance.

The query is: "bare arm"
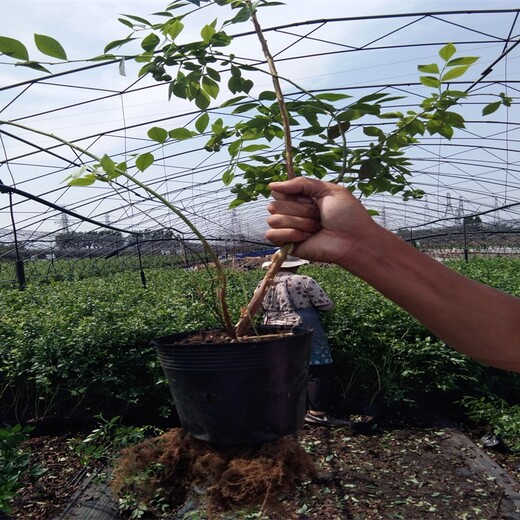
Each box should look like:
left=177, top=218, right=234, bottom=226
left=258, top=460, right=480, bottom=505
left=265, top=177, right=520, bottom=372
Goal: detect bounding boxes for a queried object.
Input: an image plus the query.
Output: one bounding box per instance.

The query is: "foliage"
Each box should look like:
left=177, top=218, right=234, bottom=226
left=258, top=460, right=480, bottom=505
left=72, top=414, right=163, bottom=466
left=0, top=1, right=513, bottom=335
left=446, top=257, right=520, bottom=296
left=0, top=424, right=45, bottom=514
left=0, top=267, right=259, bottom=421
left=0, top=259, right=518, bottom=424
left=461, top=396, right=520, bottom=452
left=1, top=3, right=510, bottom=205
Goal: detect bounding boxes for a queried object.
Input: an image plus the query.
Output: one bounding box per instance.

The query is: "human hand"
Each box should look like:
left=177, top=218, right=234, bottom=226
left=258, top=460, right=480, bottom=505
left=265, top=177, right=379, bottom=267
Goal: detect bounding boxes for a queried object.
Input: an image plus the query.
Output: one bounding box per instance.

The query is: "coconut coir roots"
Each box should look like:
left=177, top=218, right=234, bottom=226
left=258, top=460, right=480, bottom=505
left=112, top=428, right=317, bottom=514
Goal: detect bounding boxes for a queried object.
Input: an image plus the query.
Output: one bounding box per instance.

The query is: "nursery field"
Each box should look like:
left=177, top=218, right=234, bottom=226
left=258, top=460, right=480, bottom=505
left=6, top=416, right=520, bottom=519
left=1, top=257, right=520, bottom=518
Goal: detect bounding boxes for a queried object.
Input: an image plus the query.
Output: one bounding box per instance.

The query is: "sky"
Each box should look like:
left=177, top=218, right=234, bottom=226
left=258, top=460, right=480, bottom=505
left=1, top=0, right=520, bottom=242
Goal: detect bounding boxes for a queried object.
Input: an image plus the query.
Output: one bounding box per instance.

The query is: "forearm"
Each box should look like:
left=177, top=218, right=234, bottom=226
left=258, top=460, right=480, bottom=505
left=342, top=225, right=520, bottom=371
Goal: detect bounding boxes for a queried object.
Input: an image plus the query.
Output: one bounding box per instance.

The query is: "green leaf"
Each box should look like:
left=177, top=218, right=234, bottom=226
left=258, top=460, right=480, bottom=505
left=34, top=34, right=67, bottom=60
left=118, top=17, right=136, bottom=30
left=439, top=43, right=456, bottom=62
left=314, top=93, right=351, bottom=101
left=242, top=144, right=269, bottom=152
left=327, top=121, right=351, bottom=140
left=441, top=66, right=470, bottom=82
left=426, top=118, right=454, bottom=139
left=195, top=89, right=211, bottom=110
left=220, top=95, right=247, bottom=108
left=201, top=24, right=216, bottom=43
left=228, top=75, right=241, bottom=94
left=0, top=36, right=29, bottom=60
left=141, top=33, right=160, bottom=52
left=68, top=175, right=97, bottom=186
left=171, top=78, right=187, bottom=99
left=482, top=101, right=501, bottom=116
left=222, top=169, right=234, bottom=185
left=147, top=126, right=168, bottom=143
left=419, top=76, right=440, bottom=88
left=166, top=19, right=184, bottom=40
left=241, top=79, right=254, bottom=94
left=100, top=154, right=116, bottom=175
left=363, top=126, right=384, bottom=137
left=120, top=14, right=152, bottom=26
left=440, top=111, right=465, bottom=128
left=115, top=161, right=128, bottom=176
left=201, top=76, right=219, bottom=99
left=437, top=123, right=454, bottom=139
left=195, top=112, right=210, bottom=133
left=206, top=67, right=221, bottom=82
left=228, top=197, right=245, bottom=209
left=444, top=90, right=468, bottom=99
left=446, top=56, right=479, bottom=67
left=168, top=128, right=194, bottom=140
left=16, top=61, right=50, bottom=73
left=259, top=90, right=276, bottom=101
left=417, top=63, right=439, bottom=74
left=210, top=31, right=232, bottom=47
left=355, top=93, right=393, bottom=105
left=228, top=5, right=251, bottom=24
left=337, top=107, right=371, bottom=122
left=104, top=37, right=137, bottom=54
left=228, top=139, right=242, bottom=157
left=232, top=102, right=259, bottom=114
left=136, top=152, right=154, bottom=172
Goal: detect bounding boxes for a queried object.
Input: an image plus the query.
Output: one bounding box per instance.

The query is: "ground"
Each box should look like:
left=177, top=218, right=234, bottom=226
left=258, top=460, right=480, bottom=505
left=6, top=414, right=520, bottom=520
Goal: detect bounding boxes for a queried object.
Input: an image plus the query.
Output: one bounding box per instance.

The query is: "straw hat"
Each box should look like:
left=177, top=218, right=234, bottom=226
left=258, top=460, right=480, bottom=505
left=261, top=254, right=309, bottom=269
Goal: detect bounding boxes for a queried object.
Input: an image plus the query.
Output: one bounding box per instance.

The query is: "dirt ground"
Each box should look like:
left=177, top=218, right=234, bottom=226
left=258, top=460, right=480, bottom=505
left=7, top=414, right=520, bottom=520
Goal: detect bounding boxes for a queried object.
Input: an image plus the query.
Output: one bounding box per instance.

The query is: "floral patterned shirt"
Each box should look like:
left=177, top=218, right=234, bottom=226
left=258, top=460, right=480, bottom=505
left=262, top=271, right=333, bottom=314
left=261, top=271, right=335, bottom=365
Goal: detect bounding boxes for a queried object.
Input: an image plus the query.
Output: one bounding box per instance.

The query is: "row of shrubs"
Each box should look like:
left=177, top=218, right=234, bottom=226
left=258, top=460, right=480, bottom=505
left=1, top=258, right=519, bottom=444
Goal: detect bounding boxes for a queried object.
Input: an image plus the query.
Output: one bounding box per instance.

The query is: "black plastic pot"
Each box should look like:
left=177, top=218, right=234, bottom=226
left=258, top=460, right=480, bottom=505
left=350, top=403, right=380, bottom=434
left=152, top=326, right=312, bottom=444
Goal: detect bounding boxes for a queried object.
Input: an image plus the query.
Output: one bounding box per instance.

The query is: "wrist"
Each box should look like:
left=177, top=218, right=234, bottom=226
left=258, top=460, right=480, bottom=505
left=334, top=221, right=389, bottom=274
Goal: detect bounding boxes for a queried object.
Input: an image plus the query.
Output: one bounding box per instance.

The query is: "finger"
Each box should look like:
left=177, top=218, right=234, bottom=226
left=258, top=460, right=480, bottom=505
left=270, top=189, right=315, bottom=206
left=267, top=213, right=322, bottom=233
left=269, top=177, right=330, bottom=198
left=265, top=228, right=312, bottom=245
left=267, top=199, right=319, bottom=219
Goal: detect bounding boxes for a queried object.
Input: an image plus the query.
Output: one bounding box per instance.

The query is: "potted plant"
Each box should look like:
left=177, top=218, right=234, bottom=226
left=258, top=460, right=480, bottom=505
left=0, top=0, right=511, bottom=443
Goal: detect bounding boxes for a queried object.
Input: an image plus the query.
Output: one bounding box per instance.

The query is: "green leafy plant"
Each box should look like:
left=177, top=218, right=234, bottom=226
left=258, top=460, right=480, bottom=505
left=0, top=424, right=45, bottom=515
left=0, top=1, right=512, bottom=339
left=72, top=414, right=163, bottom=466
left=461, top=395, right=520, bottom=452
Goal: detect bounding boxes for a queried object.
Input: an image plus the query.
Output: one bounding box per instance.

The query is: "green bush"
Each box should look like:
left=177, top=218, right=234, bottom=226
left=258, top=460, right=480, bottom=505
left=0, top=268, right=258, bottom=421
left=0, top=258, right=518, bottom=424
left=461, top=395, right=520, bottom=451
left=0, top=424, right=45, bottom=514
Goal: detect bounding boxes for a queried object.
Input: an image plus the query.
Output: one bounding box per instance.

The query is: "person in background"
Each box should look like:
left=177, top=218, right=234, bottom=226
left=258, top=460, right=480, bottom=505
left=261, top=254, right=349, bottom=427
left=264, top=177, right=520, bottom=373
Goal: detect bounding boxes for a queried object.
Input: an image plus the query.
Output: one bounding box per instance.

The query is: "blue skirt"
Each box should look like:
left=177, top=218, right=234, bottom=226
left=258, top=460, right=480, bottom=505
left=295, top=307, right=333, bottom=366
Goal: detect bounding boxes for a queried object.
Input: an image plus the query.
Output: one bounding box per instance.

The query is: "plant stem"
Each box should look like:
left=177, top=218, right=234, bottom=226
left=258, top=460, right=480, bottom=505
left=246, top=0, right=295, bottom=180
left=235, top=2, right=297, bottom=337
left=235, top=242, right=292, bottom=337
